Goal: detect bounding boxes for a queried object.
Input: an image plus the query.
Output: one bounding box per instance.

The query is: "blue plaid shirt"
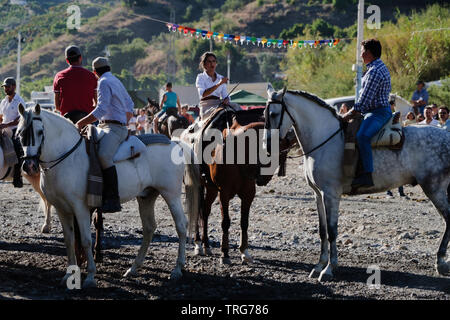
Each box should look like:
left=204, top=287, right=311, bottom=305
left=354, top=58, right=391, bottom=114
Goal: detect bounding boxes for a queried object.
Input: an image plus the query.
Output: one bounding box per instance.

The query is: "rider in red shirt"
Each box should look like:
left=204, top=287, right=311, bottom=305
left=53, top=45, right=97, bottom=124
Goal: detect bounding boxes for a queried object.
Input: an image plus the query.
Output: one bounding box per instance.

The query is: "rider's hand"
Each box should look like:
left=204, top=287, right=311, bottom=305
left=219, top=77, right=228, bottom=85
left=76, top=121, right=84, bottom=132
left=342, top=108, right=358, bottom=122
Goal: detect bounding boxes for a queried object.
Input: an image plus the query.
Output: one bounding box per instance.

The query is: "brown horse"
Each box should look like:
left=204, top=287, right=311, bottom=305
left=194, top=108, right=287, bottom=264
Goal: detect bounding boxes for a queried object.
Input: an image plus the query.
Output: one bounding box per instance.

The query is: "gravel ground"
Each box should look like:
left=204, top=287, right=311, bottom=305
left=0, top=156, right=449, bottom=300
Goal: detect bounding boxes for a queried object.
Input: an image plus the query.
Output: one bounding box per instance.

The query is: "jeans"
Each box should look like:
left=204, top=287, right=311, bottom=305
left=356, top=106, right=392, bottom=173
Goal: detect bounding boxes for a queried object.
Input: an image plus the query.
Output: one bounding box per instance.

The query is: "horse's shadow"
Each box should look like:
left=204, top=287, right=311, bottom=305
left=0, top=237, right=66, bottom=256
left=2, top=233, right=448, bottom=298
left=334, top=263, right=450, bottom=294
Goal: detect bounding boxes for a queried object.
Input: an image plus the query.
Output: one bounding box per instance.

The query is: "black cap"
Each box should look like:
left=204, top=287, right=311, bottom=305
left=1, top=77, right=16, bottom=87
left=416, top=80, right=425, bottom=85
left=65, top=45, right=81, bottom=58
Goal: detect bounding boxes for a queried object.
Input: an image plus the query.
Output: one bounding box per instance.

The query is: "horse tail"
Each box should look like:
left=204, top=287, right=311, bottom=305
left=176, top=140, right=202, bottom=240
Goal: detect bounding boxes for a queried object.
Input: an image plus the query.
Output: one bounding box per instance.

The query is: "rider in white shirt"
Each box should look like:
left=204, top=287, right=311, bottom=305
left=195, top=52, right=230, bottom=119
left=0, top=77, right=26, bottom=187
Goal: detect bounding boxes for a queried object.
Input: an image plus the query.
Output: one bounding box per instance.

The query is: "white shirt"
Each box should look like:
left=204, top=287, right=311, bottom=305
left=91, top=72, right=134, bottom=124
left=0, top=94, right=26, bottom=130
left=128, top=116, right=137, bottom=131
left=419, top=119, right=439, bottom=126
left=136, top=114, right=147, bottom=127
left=195, top=71, right=229, bottom=101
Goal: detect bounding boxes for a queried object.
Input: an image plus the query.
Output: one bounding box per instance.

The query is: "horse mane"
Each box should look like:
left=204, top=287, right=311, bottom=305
left=390, top=93, right=411, bottom=106
left=287, top=90, right=340, bottom=120
left=39, top=109, right=79, bottom=132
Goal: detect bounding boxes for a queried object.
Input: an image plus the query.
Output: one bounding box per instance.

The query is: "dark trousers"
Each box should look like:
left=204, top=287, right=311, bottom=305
left=12, top=128, right=24, bottom=179
left=64, top=110, right=89, bottom=124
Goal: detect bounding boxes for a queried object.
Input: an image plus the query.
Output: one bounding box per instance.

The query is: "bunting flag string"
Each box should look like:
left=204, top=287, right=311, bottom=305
left=166, top=23, right=340, bottom=49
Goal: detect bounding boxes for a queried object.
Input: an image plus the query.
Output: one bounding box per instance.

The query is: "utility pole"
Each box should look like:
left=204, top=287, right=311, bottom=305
left=167, top=8, right=176, bottom=83
left=354, top=0, right=364, bottom=99
left=208, top=14, right=213, bottom=52
left=227, top=51, right=230, bottom=84
left=16, top=31, right=22, bottom=96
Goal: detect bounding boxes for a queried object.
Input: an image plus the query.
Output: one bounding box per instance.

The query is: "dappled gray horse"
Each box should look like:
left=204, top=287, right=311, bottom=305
left=265, top=85, right=450, bottom=282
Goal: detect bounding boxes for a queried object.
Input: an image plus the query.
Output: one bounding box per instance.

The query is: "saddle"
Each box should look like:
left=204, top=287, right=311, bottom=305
left=92, top=127, right=170, bottom=163
left=83, top=125, right=171, bottom=208
left=343, top=111, right=404, bottom=178
left=0, top=128, right=18, bottom=168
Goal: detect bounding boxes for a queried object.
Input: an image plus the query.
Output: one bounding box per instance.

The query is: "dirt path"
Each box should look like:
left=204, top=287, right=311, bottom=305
left=0, top=157, right=449, bottom=300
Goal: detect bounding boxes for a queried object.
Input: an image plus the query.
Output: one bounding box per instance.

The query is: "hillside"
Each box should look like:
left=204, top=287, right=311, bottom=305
left=0, top=0, right=448, bottom=100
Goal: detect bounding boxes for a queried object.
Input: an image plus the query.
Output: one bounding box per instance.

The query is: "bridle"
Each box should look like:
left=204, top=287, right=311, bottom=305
left=265, top=91, right=343, bottom=158
left=19, top=116, right=83, bottom=172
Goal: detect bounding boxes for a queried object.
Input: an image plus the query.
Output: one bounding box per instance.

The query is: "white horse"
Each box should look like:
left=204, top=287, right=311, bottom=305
left=0, top=129, right=52, bottom=233
left=17, top=104, right=201, bottom=288
left=265, top=84, right=450, bottom=282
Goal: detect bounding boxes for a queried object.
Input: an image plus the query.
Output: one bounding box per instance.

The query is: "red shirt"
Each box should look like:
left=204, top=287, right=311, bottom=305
left=53, top=65, right=97, bottom=115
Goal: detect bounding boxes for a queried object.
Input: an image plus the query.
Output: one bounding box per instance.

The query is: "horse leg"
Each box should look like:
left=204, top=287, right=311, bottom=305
left=194, top=185, right=205, bottom=256
left=219, top=192, right=232, bottom=265
left=57, top=211, right=77, bottom=286
left=238, top=182, right=255, bottom=264
left=73, top=217, right=86, bottom=268
left=420, top=180, right=450, bottom=275
left=93, top=209, right=103, bottom=263
left=124, top=191, right=159, bottom=278
left=164, top=191, right=188, bottom=280
left=201, top=186, right=217, bottom=256
left=73, top=205, right=97, bottom=288
left=24, top=173, right=52, bottom=233
left=308, top=181, right=329, bottom=279
left=318, top=192, right=341, bottom=282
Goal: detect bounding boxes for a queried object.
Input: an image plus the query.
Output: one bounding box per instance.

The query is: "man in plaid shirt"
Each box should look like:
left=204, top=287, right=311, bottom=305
left=343, top=39, right=392, bottom=188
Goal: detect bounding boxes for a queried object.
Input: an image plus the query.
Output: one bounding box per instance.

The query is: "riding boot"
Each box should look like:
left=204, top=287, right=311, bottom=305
left=101, top=166, right=121, bottom=213
left=351, top=172, right=374, bottom=189
left=12, top=163, right=23, bottom=188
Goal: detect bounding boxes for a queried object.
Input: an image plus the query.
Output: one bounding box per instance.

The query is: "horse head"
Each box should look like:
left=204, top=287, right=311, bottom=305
left=264, top=84, right=292, bottom=156
left=146, top=97, right=160, bottom=115
left=17, top=103, right=43, bottom=175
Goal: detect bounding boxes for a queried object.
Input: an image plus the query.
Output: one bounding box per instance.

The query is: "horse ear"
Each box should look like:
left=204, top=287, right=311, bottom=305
left=267, top=83, right=275, bottom=99
left=34, top=104, right=41, bottom=115
left=18, top=103, right=25, bottom=116
left=147, top=97, right=151, bottom=103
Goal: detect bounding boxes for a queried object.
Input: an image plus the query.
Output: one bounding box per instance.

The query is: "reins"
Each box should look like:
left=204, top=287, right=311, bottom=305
left=266, top=92, right=343, bottom=158
left=38, top=136, right=83, bottom=172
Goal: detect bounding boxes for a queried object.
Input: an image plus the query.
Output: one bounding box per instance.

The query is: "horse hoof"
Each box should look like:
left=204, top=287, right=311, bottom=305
left=220, top=257, right=232, bottom=265
left=241, top=254, right=254, bottom=265
left=318, top=270, right=334, bottom=282
left=309, top=269, right=321, bottom=279
left=94, top=253, right=103, bottom=263
left=204, top=247, right=213, bottom=256
left=194, top=245, right=204, bottom=256
left=123, top=268, right=137, bottom=278
left=436, top=262, right=450, bottom=276
left=170, top=269, right=183, bottom=281
left=41, top=224, right=51, bottom=234
left=82, top=279, right=97, bottom=289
